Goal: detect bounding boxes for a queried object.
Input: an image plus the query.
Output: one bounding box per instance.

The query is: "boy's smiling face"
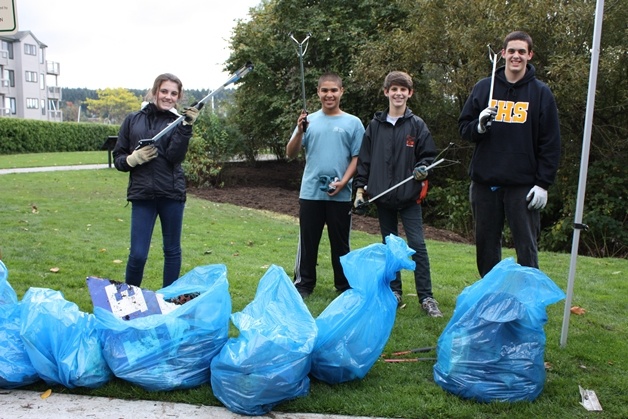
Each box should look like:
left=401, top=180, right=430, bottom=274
left=317, top=80, right=344, bottom=115
left=385, top=84, right=413, bottom=110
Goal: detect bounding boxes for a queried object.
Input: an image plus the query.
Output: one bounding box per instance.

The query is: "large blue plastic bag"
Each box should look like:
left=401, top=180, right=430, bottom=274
left=19, top=287, right=112, bottom=388
left=210, top=265, right=317, bottom=416
left=94, top=264, right=231, bottom=391
left=0, top=261, right=39, bottom=388
left=433, top=258, right=565, bottom=402
left=311, top=234, right=416, bottom=384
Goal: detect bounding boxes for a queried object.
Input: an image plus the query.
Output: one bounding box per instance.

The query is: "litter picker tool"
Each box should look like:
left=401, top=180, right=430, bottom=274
left=289, top=32, right=311, bottom=132
left=136, top=62, right=254, bottom=149
left=483, top=45, right=502, bottom=130
left=487, top=45, right=501, bottom=108
left=352, top=158, right=445, bottom=214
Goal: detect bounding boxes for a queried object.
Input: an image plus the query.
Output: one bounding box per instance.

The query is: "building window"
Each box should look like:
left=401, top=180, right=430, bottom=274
left=25, top=71, right=38, bottom=82
left=5, top=97, right=16, bottom=114
left=41, top=99, right=46, bottom=115
left=40, top=47, right=45, bottom=64
left=3, top=69, right=14, bottom=87
left=40, top=73, right=45, bottom=89
left=1, top=41, right=13, bottom=59
left=24, top=44, right=37, bottom=56
left=26, top=98, right=39, bottom=109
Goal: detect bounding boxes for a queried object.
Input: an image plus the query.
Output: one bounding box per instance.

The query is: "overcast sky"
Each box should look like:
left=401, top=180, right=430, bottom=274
left=15, top=0, right=261, bottom=91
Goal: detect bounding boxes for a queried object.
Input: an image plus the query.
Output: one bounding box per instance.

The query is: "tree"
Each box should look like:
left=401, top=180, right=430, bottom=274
left=226, top=0, right=627, bottom=257
left=85, top=88, right=142, bottom=124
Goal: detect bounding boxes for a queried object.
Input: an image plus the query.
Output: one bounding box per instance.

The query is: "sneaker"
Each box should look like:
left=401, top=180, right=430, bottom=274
left=393, top=291, right=404, bottom=309
left=421, top=297, right=443, bottom=317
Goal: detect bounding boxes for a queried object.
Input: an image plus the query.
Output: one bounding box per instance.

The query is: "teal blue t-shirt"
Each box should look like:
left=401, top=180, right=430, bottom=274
left=295, top=109, right=364, bottom=201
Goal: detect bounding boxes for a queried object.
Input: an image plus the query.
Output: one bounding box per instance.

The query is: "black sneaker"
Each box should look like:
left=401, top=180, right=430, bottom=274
left=393, top=291, right=404, bottom=309
left=296, top=288, right=311, bottom=299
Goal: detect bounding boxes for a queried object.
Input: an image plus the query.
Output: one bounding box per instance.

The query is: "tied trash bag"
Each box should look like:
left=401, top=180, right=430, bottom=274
left=94, top=264, right=231, bottom=392
left=19, top=287, right=112, bottom=388
left=0, top=260, right=39, bottom=389
left=433, top=258, right=566, bottom=402
left=311, top=235, right=416, bottom=384
left=210, top=265, right=317, bottom=416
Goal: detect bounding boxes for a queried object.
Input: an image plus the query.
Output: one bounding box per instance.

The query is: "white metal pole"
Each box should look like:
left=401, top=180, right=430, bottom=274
left=560, top=0, right=605, bottom=347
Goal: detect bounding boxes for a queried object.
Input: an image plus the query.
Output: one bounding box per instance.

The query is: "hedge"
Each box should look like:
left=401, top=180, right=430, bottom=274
left=0, top=119, right=120, bottom=155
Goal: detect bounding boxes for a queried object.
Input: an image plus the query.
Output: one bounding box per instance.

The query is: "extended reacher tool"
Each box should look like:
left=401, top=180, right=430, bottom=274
left=289, top=32, right=311, bottom=132
left=136, top=62, right=254, bottom=149
left=352, top=158, right=445, bottom=215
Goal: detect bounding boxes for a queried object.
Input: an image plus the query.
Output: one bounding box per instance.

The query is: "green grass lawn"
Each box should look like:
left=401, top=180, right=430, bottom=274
left=0, top=155, right=626, bottom=418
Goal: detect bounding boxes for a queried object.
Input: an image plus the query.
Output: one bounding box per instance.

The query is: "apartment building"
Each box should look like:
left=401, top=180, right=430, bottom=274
left=0, top=30, right=62, bottom=121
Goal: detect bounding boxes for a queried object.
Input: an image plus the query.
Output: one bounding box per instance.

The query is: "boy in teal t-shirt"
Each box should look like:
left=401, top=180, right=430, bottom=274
left=286, top=72, right=364, bottom=298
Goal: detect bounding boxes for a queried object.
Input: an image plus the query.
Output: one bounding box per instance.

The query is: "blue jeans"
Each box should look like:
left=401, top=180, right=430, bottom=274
left=470, top=182, right=540, bottom=277
left=377, top=203, right=433, bottom=302
left=126, top=198, right=185, bottom=288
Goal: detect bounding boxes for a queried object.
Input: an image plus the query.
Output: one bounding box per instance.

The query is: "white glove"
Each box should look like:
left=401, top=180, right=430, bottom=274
left=126, top=146, right=158, bottom=167
left=477, top=106, right=497, bottom=133
left=526, top=186, right=548, bottom=210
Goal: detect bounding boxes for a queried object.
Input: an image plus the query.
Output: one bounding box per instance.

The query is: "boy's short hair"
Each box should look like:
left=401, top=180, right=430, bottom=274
left=318, top=72, right=343, bottom=88
left=503, top=31, right=534, bottom=52
left=383, top=71, right=413, bottom=90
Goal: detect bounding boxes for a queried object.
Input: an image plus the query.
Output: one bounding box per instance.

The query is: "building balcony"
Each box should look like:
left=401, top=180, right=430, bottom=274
left=48, top=85, right=62, bottom=100
left=47, top=61, right=60, bottom=75
left=0, top=78, right=9, bottom=94
left=48, top=109, right=62, bottom=122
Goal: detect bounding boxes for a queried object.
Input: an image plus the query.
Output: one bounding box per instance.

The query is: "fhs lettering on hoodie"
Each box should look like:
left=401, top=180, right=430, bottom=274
left=458, top=64, right=561, bottom=189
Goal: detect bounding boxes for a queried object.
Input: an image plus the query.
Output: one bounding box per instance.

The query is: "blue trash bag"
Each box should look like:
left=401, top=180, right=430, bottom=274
left=433, top=258, right=566, bottom=402
left=94, top=264, right=231, bottom=392
left=210, top=265, right=317, bottom=416
left=310, top=234, right=416, bottom=384
left=19, top=287, right=112, bottom=388
left=0, top=260, right=39, bottom=389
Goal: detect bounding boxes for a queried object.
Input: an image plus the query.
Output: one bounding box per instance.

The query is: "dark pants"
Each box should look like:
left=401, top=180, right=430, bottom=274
left=294, top=199, right=353, bottom=293
left=470, top=182, right=540, bottom=277
left=126, top=198, right=185, bottom=288
left=377, top=202, right=433, bottom=303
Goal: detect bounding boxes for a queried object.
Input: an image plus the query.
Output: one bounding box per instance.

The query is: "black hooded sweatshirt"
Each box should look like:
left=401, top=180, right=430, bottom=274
left=355, top=108, right=437, bottom=208
left=458, top=64, right=560, bottom=189
left=113, top=103, right=192, bottom=202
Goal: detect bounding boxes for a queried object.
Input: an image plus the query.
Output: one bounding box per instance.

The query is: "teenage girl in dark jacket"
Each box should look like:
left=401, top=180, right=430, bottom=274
left=113, top=73, right=199, bottom=287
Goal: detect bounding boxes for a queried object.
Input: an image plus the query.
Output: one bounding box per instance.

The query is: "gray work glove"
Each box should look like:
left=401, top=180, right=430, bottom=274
left=182, top=106, right=200, bottom=126
left=353, top=187, right=366, bottom=215
left=526, top=185, right=548, bottom=210
left=477, top=106, right=497, bottom=133
left=126, top=145, right=158, bottom=167
left=413, top=165, right=428, bottom=181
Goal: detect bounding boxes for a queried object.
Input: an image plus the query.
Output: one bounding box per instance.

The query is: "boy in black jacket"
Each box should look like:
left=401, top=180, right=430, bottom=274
left=354, top=71, right=442, bottom=317
left=458, top=31, right=561, bottom=277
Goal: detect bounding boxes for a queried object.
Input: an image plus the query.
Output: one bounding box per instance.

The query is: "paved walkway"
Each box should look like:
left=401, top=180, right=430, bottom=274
left=0, top=389, right=384, bottom=419
left=0, top=164, right=112, bottom=175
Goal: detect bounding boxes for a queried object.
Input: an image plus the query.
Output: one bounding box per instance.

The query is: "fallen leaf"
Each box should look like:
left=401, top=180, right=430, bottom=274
left=571, top=306, right=586, bottom=315
left=99, top=248, right=107, bottom=253
left=113, top=259, right=123, bottom=264
left=40, top=389, right=52, bottom=399
left=544, top=361, right=552, bottom=370
left=49, top=267, right=60, bottom=273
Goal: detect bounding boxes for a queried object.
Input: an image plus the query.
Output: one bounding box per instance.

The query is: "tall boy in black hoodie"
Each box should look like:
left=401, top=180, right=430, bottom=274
left=458, top=31, right=561, bottom=277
